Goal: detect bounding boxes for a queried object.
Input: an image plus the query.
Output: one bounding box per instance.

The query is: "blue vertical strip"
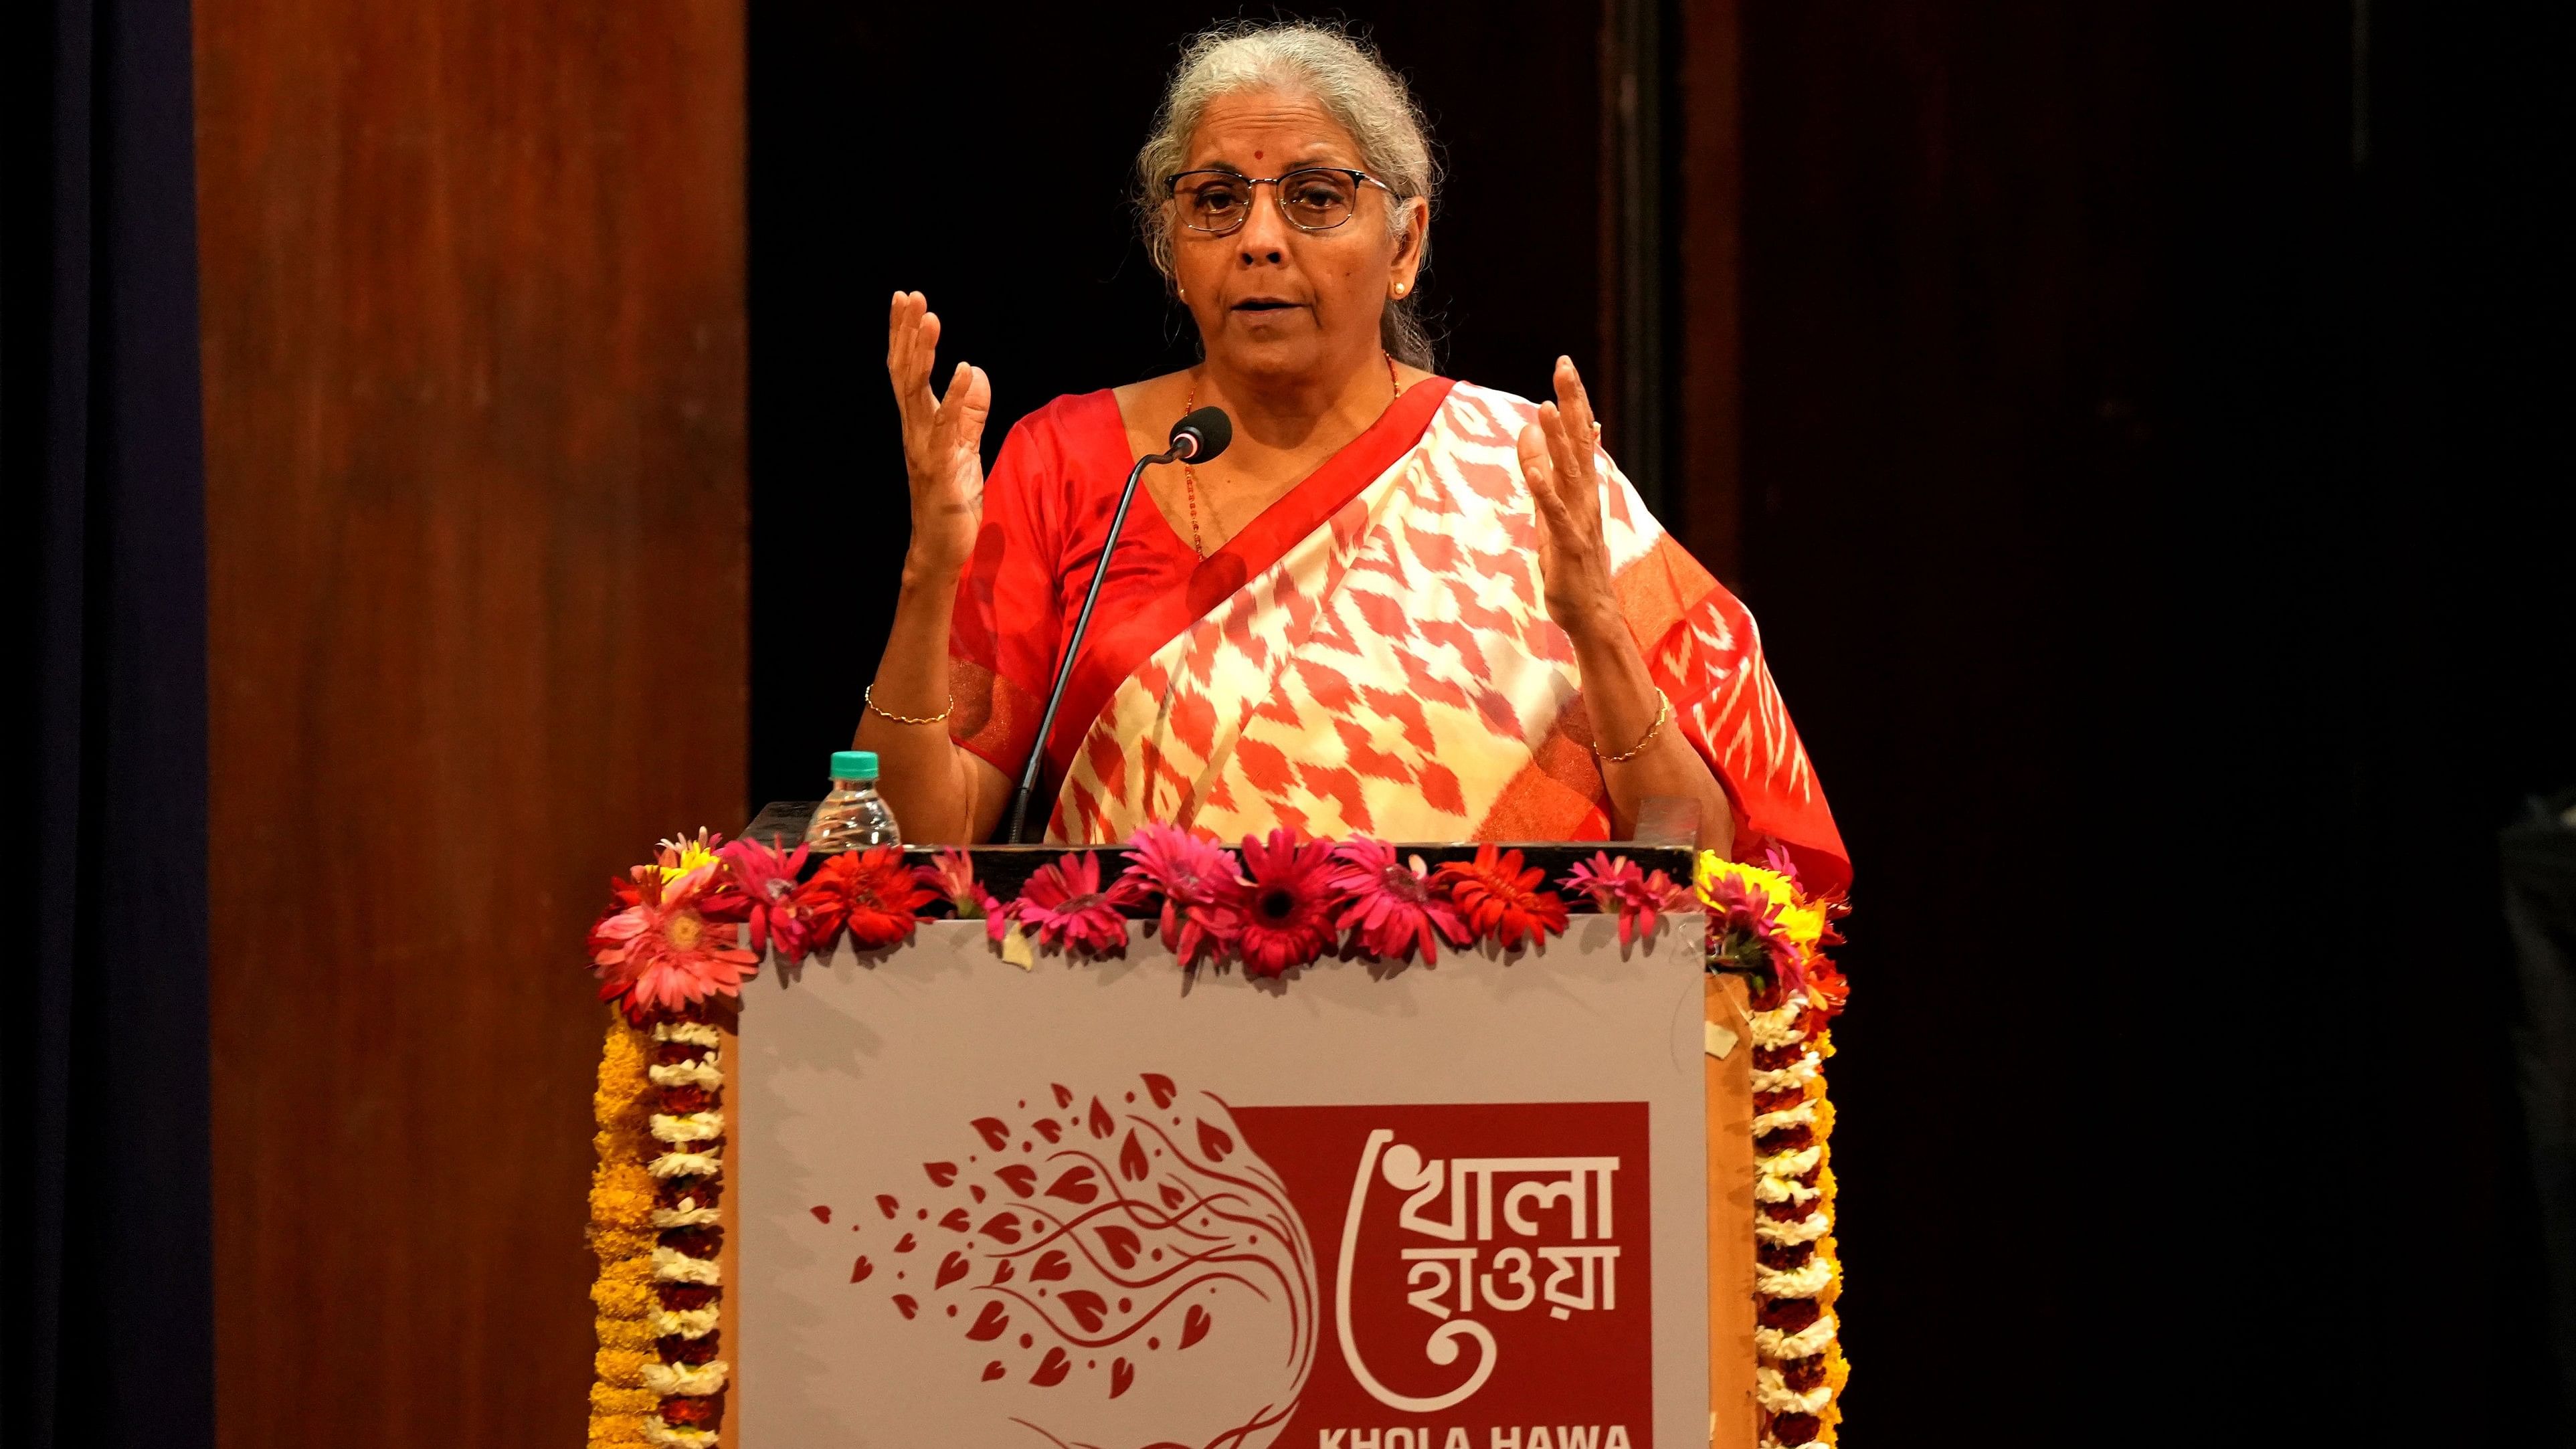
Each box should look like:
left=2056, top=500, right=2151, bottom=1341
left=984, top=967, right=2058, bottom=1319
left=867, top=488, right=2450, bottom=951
left=17, top=0, right=215, bottom=1443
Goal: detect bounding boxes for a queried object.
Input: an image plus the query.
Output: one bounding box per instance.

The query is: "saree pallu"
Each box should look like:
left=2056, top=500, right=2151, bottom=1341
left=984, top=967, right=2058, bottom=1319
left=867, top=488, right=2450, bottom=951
left=950, top=378, right=1849, bottom=894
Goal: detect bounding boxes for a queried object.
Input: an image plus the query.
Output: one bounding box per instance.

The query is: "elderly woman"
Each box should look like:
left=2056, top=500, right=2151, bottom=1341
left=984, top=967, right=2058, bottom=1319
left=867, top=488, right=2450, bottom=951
left=857, top=21, right=1847, bottom=890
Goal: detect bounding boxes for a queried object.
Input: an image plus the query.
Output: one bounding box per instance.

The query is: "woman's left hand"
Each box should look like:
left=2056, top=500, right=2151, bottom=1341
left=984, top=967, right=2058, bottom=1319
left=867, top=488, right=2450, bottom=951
left=1517, top=356, right=1621, bottom=634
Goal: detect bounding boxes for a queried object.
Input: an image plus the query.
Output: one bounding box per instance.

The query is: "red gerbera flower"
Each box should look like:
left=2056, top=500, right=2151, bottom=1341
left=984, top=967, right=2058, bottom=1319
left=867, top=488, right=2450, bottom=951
left=589, top=862, right=761, bottom=1023
left=719, top=836, right=814, bottom=962
left=1236, top=829, right=1338, bottom=977
left=1562, top=851, right=1699, bottom=949
left=793, top=845, right=933, bottom=956
left=1327, top=838, right=1471, bottom=965
left=1434, top=843, right=1570, bottom=951
left=1113, top=824, right=1245, bottom=967
left=1013, top=852, right=1129, bottom=957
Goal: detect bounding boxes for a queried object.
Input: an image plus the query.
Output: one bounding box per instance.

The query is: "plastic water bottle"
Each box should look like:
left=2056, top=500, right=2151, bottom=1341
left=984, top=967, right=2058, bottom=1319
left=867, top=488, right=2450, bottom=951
left=803, top=750, right=901, bottom=852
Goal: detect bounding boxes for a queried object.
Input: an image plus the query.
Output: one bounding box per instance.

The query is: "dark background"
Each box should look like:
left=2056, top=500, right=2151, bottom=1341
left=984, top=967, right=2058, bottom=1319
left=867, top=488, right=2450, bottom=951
left=753, top=2, right=2575, bottom=1440
left=1731, top=4, right=2573, bottom=1439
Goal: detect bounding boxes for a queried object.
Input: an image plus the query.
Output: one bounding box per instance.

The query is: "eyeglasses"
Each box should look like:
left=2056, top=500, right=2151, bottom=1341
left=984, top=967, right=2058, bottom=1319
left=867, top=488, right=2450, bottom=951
left=1166, top=167, right=1399, bottom=236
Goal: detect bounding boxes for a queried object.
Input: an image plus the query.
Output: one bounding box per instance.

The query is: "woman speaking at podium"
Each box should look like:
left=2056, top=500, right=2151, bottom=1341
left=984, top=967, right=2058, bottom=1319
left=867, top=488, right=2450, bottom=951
left=856, top=21, right=1847, bottom=891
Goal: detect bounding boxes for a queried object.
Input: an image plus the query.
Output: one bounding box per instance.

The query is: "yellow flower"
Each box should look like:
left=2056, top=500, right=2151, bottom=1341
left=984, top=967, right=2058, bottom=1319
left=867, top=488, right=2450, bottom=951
left=655, top=828, right=723, bottom=882
left=1776, top=902, right=1827, bottom=950
left=1694, top=851, right=1799, bottom=911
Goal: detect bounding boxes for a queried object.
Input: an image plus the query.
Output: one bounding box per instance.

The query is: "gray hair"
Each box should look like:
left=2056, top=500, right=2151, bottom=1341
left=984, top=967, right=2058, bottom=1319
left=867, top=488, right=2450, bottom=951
left=1133, top=20, right=1441, bottom=369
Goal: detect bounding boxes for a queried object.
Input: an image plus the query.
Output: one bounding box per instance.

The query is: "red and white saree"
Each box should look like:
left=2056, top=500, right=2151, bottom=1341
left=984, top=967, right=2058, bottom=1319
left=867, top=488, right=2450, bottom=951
left=949, top=377, right=1850, bottom=893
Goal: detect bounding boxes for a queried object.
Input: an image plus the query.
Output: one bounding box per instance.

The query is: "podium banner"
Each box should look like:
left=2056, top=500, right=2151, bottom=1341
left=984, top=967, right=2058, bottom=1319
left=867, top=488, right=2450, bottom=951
left=737, top=916, right=1710, bottom=1449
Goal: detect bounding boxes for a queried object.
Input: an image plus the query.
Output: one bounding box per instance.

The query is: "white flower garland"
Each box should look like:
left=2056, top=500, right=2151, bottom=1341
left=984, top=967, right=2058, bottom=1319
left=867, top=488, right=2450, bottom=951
left=1746, top=991, right=1849, bottom=1448
left=640, top=1359, right=731, bottom=1396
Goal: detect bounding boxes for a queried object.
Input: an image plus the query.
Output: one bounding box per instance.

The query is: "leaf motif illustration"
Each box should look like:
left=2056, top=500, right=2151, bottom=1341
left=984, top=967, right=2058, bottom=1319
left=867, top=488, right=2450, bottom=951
left=1059, top=1289, right=1108, bottom=1333
left=935, top=1252, right=970, bottom=1289
left=1044, top=1165, right=1098, bottom=1203
left=1195, top=1120, right=1232, bottom=1161
left=1095, top=1224, right=1141, bottom=1270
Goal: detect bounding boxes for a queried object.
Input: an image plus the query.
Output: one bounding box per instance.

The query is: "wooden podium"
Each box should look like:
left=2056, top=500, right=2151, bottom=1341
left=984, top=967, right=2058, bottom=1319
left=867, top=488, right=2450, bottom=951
left=597, top=831, right=1778, bottom=1449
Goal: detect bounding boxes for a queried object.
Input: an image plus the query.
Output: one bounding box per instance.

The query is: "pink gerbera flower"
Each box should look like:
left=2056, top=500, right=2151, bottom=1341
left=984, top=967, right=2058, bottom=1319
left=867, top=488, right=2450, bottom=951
left=1703, top=874, right=1805, bottom=991
left=1014, top=852, right=1129, bottom=957
left=1328, top=838, right=1471, bottom=964
left=719, top=836, right=814, bottom=962
left=917, top=848, right=986, bottom=919
left=1562, top=851, right=1699, bottom=949
left=1113, top=824, right=1245, bottom=967
left=1235, top=830, right=1338, bottom=977
left=589, top=862, right=761, bottom=1023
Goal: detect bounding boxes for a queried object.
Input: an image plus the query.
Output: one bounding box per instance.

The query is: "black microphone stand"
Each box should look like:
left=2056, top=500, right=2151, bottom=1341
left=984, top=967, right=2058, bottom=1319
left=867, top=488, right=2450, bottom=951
left=1002, top=435, right=1196, bottom=844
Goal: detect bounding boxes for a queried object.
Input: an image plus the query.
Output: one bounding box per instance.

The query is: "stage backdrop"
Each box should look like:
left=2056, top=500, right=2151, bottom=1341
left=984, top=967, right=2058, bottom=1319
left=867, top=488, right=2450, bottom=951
left=740, top=921, right=1709, bottom=1448
left=193, top=1, right=748, bottom=1443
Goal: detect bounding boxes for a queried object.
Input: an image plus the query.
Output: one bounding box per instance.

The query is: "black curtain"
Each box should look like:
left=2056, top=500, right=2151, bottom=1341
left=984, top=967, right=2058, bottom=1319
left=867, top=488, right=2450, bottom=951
left=5, top=0, right=215, bottom=1444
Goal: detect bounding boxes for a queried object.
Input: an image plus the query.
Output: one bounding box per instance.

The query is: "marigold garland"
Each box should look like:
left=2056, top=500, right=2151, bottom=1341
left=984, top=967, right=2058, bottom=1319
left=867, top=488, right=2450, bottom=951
left=587, top=1002, right=732, bottom=1449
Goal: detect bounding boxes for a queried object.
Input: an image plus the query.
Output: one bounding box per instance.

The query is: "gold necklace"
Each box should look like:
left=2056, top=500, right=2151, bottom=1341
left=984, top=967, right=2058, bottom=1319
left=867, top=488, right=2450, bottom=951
left=1181, top=353, right=1404, bottom=559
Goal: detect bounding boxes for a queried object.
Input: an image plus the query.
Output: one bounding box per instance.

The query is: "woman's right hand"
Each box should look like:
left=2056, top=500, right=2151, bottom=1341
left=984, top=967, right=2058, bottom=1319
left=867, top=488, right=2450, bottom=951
left=887, top=291, right=991, bottom=577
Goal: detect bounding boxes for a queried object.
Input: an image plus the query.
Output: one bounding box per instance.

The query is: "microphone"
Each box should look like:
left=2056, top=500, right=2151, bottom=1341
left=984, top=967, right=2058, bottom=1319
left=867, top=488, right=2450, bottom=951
left=1170, top=406, right=1231, bottom=464
left=1003, top=407, right=1234, bottom=843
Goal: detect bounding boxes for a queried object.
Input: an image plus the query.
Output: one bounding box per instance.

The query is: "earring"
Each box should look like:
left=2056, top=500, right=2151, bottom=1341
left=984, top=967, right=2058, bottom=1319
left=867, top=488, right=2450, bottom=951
left=1394, top=282, right=1408, bottom=297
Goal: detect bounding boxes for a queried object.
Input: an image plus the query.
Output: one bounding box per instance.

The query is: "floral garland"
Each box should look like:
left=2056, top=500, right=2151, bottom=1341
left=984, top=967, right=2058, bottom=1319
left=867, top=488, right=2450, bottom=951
left=1699, top=852, right=1853, bottom=1449
left=581, top=827, right=1847, bottom=1447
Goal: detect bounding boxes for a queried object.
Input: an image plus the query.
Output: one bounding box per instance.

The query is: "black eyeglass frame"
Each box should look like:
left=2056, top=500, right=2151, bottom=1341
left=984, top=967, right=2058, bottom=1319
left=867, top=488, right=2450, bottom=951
left=1164, top=167, right=1403, bottom=236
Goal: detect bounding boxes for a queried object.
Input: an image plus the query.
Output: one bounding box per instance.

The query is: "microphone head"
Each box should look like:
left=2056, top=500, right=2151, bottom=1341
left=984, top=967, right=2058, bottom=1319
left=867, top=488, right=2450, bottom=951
left=1171, top=406, right=1232, bottom=464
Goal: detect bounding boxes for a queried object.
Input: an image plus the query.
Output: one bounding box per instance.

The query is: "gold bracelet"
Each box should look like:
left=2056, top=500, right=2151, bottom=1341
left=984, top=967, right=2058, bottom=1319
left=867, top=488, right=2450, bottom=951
left=864, top=683, right=953, bottom=727
left=1595, top=690, right=1671, bottom=764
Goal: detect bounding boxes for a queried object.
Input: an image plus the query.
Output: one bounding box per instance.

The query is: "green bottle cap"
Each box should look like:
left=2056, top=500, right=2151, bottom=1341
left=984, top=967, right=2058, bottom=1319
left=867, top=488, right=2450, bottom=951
left=830, top=749, right=879, bottom=782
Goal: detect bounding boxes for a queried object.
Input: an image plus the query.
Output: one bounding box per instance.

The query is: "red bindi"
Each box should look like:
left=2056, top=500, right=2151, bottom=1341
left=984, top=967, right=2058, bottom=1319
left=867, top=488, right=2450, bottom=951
left=1254, top=150, right=1263, bottom=160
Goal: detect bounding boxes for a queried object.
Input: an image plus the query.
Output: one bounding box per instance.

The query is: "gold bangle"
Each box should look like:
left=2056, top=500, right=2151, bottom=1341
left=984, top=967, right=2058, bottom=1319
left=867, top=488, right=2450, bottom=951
left=864, top=683, right=953, bottom=727
left=1594, top=690, right=1671, bottom=764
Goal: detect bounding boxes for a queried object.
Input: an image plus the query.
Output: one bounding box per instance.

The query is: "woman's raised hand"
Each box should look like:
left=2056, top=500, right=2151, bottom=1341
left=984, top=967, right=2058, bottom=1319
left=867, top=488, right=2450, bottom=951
left=1517, top=355, right=1621, bottom=634
left=887, top=291, right=992, bottom=576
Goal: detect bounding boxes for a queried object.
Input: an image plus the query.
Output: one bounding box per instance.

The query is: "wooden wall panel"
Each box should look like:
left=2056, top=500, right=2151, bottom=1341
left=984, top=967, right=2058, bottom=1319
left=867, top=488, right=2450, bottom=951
left=193, top=2, right=746, bottom=1443
left=1677, top=0, right=1745, bottom=585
